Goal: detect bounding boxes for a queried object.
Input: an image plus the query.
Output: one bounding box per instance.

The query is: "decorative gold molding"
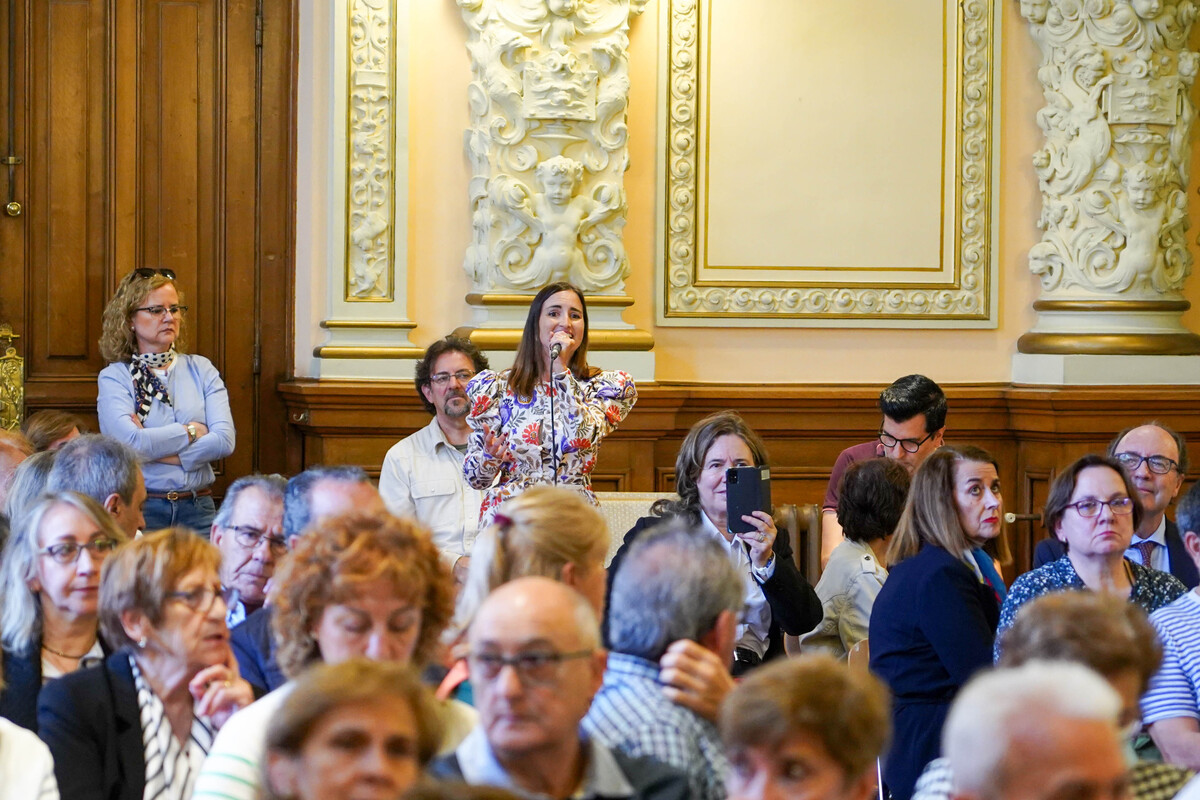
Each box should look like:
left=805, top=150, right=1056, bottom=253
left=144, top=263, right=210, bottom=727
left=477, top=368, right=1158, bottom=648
left=312, top=345, right=427, bottom=359
left=661, top=0, right=996, bottom=324
left=0, top=324, right=23, bottom=431
left=1016, top=332, right=1200, bottom=356
left=465, top=293, right=635, bottom=308
left=453, top=325, right=655, bottom=351
left=320, top=320, right=418, bottom=330
left=344, top=0, right=396, bottom=302
left=1032, top=300, right=1192, bottom=313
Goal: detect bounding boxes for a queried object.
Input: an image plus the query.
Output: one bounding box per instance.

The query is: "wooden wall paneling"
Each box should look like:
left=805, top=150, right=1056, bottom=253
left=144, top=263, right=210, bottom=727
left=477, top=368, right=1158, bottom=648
left=26, top=0, right=106, bottom=387
left=256, top=0, right=298, bottom=475
left=0, top=0, right=28, bottom=386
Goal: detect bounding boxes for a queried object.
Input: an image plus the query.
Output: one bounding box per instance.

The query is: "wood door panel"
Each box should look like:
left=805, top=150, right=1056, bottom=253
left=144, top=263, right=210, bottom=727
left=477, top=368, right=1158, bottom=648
left=28, top=0, right=107, bottom=372
left=5, top=0, right=296, bottom=484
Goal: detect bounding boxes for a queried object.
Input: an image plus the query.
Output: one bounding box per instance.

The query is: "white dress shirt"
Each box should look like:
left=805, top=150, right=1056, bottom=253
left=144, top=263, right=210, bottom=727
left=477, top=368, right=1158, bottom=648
left=699, top=512, right=774, bottom=658
left=379, top=416, right=483, bottom=567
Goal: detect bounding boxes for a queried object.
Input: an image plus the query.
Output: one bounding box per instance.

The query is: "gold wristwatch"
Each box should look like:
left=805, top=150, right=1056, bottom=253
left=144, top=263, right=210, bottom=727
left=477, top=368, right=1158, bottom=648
left=186, top=423, right=198, bottom=444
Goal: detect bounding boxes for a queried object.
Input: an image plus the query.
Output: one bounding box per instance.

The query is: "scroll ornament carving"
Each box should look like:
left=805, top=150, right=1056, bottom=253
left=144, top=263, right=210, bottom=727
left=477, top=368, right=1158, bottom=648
left=347, top=0, right=394, bottom=300
left=459, top=0, right=647, bottom=295
left=1023, top=0, right=1197, bottom=299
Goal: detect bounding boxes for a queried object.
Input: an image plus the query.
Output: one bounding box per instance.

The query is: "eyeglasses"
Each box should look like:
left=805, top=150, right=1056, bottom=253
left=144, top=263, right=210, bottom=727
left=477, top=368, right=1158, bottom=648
left=167, top=584, right=224, bottom=613
left=429, top=370, right=475, bottom=386
left=878, top=429, right=935, bottom=454
left=134, top=304, right=188, bottom=319
left=1065, top=496, right=1136, bottom=518
left=1115, top=452, right=1179, bottom=475
left=467, top=649, right=593, bottom=686
left=40, top=538, right=120, bottom=565
left=228, top=525, right=287, bottom=556
left=133, top=268, right=177, bottom=280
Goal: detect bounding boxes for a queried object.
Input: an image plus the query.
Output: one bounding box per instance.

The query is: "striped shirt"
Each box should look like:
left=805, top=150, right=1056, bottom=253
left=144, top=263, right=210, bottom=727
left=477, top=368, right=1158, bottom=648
left=131, top=656, right=214, bottom=800
left=1144, top=591, right=1200, bottom=725
left=583, top=652, right=729, bottom=800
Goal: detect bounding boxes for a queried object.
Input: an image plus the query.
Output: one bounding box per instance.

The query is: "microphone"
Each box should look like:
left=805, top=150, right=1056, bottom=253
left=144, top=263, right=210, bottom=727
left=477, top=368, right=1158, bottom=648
left=550, top=342, right=563, bottom=360
left=1004, top=512, right=1042, bottom=524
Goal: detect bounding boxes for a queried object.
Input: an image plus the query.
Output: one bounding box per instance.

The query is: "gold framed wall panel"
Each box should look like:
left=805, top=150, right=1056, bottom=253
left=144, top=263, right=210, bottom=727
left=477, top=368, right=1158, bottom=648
left=656, top=0, right=999, bottom=326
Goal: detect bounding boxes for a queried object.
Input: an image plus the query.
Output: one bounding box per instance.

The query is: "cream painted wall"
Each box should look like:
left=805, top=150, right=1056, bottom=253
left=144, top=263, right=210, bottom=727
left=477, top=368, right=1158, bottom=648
left=300, top=0, right=1200, bottom=384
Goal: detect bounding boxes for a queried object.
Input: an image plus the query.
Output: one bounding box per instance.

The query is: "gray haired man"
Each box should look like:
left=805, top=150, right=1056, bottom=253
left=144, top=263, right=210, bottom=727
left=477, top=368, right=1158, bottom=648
left=210, top=473, right=287, bottom=627
left=46, top=434, right=146, bottom=538
left=585, top=520, right=743, bottom=800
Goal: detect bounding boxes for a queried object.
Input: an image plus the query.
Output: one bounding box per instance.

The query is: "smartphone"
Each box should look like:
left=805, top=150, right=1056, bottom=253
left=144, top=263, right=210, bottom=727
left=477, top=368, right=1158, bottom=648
left=726, top=465, right=772, bottom=534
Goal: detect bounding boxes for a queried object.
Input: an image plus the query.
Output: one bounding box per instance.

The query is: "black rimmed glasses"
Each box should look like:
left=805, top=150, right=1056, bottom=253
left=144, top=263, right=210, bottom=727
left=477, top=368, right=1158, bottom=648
left=1114, top=452, right=1179, bottom=475
left=40, top=538, right=120, bottom=565
left=133, top=268, right=177, bottom=280
left=878, top=429, right=935, bottom=454
left=134, top=304, right=187, bottom=319
left=467, top=649, right=593, bottom=686
left=1065, top=496, right=1135, bottom=518
left=430, top=370, right=475, bottom=386
left=167, top=583, right=224, bottom=613
left=228, top=525, right=288, bottom=557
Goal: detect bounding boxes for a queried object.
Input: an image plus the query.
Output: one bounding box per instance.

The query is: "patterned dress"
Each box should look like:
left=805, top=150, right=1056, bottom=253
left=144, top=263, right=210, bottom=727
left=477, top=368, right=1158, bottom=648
left=464, top=367, right=637, bottom=527
left=996, top=555, right=1187, bottom=660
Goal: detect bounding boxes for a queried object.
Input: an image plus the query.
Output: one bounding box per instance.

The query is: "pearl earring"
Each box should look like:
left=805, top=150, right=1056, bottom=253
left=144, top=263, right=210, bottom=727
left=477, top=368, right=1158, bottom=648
left=137, top=636, right=147, bottom=649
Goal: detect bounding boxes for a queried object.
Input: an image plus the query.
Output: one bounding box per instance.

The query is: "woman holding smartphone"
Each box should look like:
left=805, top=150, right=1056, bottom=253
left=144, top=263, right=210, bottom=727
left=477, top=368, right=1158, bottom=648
left=606, top=411, right=822, bottom=676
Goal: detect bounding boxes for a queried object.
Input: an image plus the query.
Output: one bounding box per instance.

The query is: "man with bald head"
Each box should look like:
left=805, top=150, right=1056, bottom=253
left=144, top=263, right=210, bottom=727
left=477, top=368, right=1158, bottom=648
left=230, top=465, right=388, bottom=691
left=1034, top=422, right=1199, bottom=588
left=431, top=577, right=689, bottom=800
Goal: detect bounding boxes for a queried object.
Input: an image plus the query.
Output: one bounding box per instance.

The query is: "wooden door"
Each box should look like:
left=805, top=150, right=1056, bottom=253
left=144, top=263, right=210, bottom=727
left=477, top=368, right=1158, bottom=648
left=0, top=0, right=294, bottom=482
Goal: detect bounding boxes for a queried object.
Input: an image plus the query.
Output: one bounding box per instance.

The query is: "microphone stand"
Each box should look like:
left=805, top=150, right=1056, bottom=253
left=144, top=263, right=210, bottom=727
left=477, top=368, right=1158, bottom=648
left=549, top=348, right=560, bottom=486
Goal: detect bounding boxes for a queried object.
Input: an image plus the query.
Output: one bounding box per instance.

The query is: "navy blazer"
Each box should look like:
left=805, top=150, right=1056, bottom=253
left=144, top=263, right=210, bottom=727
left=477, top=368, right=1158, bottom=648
left=604, top=514, right=823, bottom=660
left=0, top=646, right=42, bottom=732
left=230, top=606, right=287, bottom=693
left=38, top=651, right=145, bottom=800
left=1033, top=518, right=1199, bottom=588
left=868, top=544, right=1000, bottom=800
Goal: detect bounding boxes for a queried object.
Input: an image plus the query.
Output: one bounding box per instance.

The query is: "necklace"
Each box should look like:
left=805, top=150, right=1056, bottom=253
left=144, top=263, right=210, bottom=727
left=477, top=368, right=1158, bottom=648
left=42, top=641, right=92, bottom=660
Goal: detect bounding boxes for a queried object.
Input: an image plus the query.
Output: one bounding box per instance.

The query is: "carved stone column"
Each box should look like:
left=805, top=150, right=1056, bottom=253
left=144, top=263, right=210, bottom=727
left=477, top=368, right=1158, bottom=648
left=456, top=0, right=654, bottom=377
left=309, top=0, right=424, bottom=379
left=1014, top=0, right=1200, bottom=383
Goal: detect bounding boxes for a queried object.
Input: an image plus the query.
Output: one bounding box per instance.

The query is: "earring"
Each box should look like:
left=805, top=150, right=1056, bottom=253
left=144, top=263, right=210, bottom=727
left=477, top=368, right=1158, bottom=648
left=137, top=636, right=147, bottom=649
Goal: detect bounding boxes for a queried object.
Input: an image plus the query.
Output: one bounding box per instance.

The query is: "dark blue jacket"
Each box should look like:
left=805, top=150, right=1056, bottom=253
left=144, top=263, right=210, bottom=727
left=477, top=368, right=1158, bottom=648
left=869, top=543, right=1000, bottom=800
left=230, top=606, right=287, bottom=693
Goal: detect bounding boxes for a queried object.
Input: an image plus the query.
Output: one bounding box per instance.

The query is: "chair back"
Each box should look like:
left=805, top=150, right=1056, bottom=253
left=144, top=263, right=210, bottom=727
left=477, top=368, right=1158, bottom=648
left=594, top=491, right=678, bottom=566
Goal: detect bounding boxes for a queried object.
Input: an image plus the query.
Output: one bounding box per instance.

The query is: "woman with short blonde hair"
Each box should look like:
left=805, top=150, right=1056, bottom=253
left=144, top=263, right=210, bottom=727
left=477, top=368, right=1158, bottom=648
left=39, top=528, right=254, bottom=800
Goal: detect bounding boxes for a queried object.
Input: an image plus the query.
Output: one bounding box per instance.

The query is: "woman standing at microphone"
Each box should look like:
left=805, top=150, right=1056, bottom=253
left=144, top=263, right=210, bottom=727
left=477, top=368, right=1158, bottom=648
left=464, top=282, right=637, bottom=527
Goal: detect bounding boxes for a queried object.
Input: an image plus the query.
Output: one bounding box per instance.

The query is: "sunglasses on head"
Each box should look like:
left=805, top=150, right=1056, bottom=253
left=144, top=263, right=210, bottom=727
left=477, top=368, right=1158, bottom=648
left=133, top=268, right=177, bottom=280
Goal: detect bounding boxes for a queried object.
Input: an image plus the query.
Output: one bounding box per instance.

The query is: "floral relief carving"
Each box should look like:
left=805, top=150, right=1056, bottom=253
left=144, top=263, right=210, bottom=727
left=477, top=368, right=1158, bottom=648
left=1023, top=0, right=1198, bottom=299
left=662, top=0, right=996, bottom=323
left=459, top=0, right=647, bottom=295
left=346, top=0, right=395, bottom=300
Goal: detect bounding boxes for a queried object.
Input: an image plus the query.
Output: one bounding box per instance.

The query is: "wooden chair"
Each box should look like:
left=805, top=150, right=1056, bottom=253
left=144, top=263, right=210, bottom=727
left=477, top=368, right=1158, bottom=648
left=776, top=502, right=822, bottom=656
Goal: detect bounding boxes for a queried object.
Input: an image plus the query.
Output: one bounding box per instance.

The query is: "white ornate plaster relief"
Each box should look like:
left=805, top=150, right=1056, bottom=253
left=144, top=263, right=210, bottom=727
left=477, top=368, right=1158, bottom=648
left=345, top=0, right=395, bottom=301
left=658, top=0, right=998, bottom=326
left=1022, top=0, right=1197, bottom=300
left=459, top=0, right=647, bottom=295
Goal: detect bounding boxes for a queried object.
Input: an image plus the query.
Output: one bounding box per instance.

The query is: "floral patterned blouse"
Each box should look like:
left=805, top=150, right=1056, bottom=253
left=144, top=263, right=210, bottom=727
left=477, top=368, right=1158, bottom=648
left=464, top=367, right=637, bottom=527
left=995, top=555, right=1186, bottom=660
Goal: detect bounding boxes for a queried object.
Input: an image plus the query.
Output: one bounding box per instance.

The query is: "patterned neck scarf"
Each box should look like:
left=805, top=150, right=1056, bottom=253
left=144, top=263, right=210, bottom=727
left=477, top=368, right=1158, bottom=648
left=130, top=348, right=175, bottom=422
left=129, top=655, right=214, bottom=800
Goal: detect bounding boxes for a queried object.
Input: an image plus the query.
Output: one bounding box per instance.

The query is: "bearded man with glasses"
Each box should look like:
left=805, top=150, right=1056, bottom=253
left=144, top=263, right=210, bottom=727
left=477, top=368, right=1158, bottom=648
left=431, top=577, right=690, bottom=800
left=380, top=335, right=490, bottom=588
left=1034, top=422, right=1199, bottom=588
left=209, top=474, right=287, bottom=629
